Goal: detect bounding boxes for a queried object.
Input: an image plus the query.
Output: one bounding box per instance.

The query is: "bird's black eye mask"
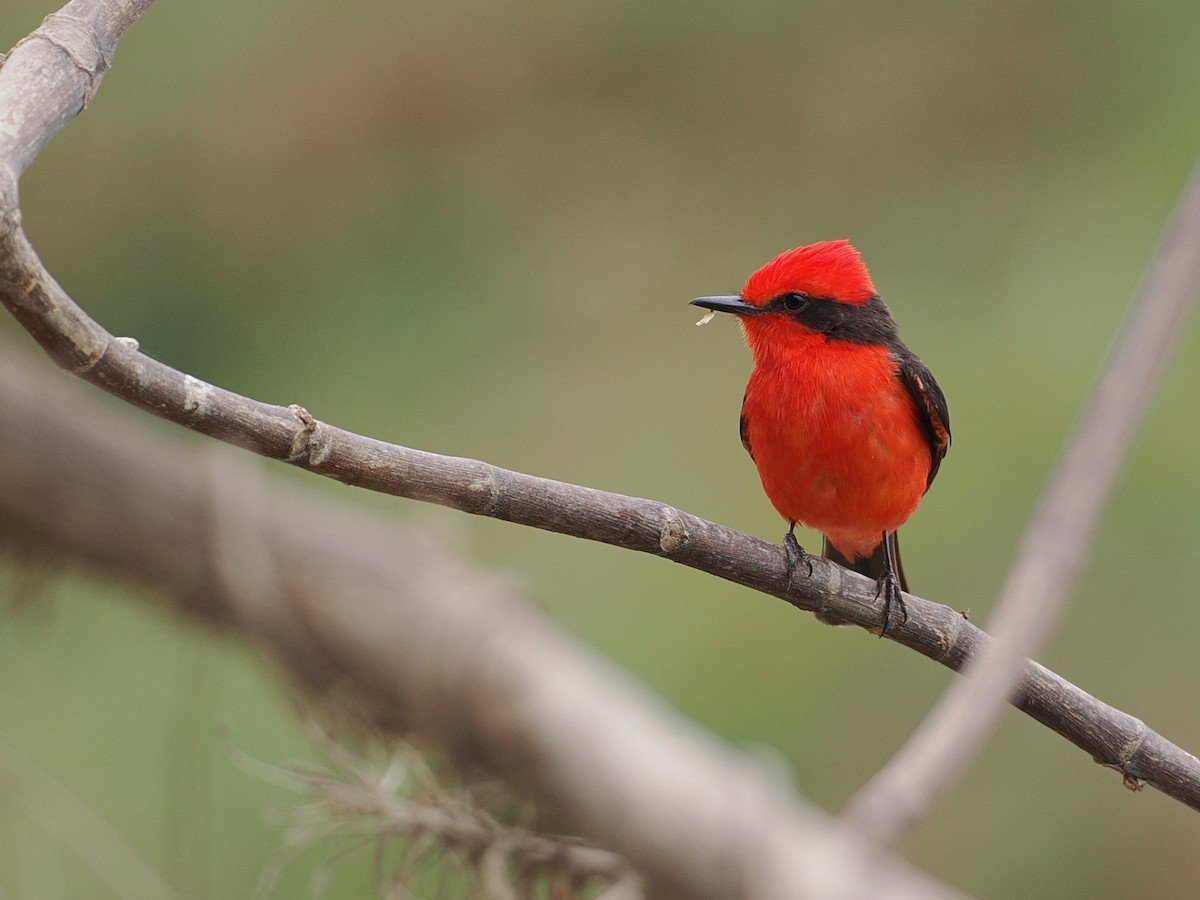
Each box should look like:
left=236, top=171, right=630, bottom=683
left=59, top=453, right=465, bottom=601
left=767, top=292, right=900, bottom=346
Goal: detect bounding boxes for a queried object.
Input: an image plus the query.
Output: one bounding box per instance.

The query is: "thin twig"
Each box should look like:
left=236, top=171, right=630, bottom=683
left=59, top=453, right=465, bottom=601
left=231, top=730, right=641, bottom=895
left=840, top=155, right=1200, bottom=845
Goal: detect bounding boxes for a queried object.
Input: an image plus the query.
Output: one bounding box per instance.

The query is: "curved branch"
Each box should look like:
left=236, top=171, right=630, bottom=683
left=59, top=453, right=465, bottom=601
left=5, top=233, right=1200, bottom=818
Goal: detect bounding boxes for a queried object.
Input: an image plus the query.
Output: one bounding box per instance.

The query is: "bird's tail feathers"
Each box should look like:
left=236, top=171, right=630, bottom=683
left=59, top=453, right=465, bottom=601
left=822, top=532, right=908, bottom=592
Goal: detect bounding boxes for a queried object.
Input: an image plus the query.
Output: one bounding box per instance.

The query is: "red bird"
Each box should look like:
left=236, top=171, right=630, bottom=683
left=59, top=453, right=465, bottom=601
left=692, top=240, right=949, bottom=632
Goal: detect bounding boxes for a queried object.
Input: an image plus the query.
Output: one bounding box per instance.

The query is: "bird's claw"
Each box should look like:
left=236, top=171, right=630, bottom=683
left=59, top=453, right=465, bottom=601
left=876, top=568, right=908, bottom=636
left=783, top=527, right=813, bottom=591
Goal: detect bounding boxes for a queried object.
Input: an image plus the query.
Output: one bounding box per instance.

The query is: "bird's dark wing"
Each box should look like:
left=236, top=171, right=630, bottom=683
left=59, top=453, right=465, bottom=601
left=896, top=351, right=950, bottom=490
left=739, top=389, right=754, bottom=461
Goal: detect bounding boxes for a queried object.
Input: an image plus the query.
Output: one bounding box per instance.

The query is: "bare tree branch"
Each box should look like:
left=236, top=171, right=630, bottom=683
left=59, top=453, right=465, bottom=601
left=0, top=0, right=1199, bottom=831
left=840, top=155, right=1200, bottom=846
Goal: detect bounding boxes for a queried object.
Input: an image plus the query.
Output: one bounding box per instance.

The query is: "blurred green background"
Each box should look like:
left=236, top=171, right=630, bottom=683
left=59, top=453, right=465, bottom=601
left=2, top=0, right=1200, bottom=896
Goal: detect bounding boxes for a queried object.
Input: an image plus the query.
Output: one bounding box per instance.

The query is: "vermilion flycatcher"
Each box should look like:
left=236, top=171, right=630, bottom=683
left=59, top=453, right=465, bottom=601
left=692, top=240, right=950, bottom=632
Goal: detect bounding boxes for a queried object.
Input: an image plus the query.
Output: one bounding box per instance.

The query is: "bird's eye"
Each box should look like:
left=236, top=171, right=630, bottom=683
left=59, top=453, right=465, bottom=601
left=783, top=293, right=808, bottom=312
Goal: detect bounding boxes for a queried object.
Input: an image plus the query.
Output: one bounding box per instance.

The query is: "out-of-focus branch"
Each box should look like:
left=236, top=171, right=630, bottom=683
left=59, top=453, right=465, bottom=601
left=0, top=0, right=1198, bottom=826
left=840, top=156, right=1200, bottom=846
left=0, top=348, right=961, bottom=900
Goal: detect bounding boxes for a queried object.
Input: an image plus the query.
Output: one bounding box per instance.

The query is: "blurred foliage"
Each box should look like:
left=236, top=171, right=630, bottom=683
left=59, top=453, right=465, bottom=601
left=2, top=0, right=1200, bottom=896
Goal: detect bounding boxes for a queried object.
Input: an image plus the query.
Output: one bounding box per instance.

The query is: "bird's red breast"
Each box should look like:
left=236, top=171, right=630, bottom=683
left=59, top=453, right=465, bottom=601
left=739, top=335, right=931, bottom=560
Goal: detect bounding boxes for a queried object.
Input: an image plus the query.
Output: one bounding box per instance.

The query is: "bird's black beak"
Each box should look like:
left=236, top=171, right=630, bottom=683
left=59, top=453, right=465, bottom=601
left=689, top=295, right=760, bottom=316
